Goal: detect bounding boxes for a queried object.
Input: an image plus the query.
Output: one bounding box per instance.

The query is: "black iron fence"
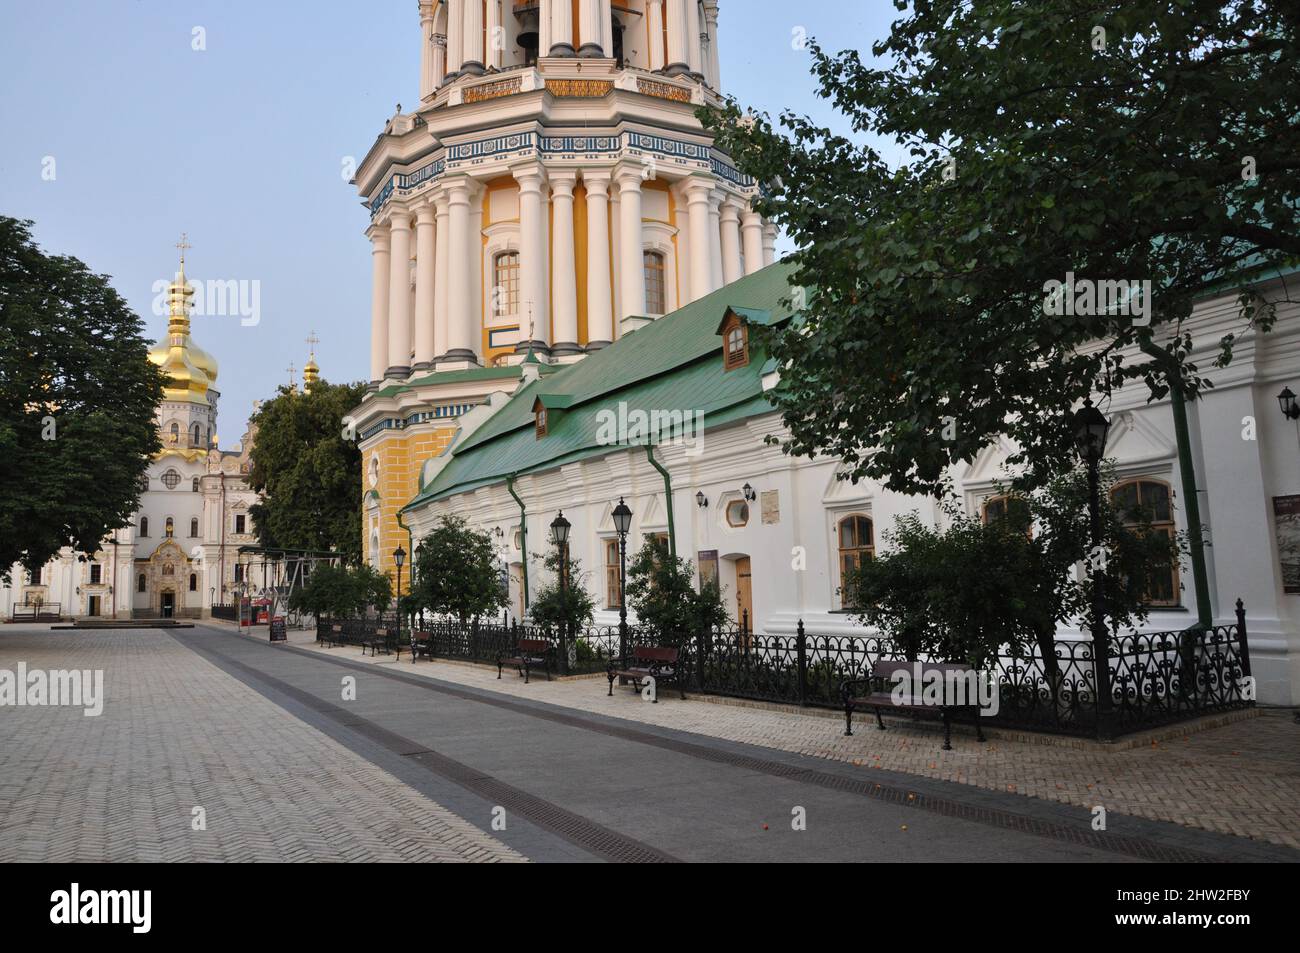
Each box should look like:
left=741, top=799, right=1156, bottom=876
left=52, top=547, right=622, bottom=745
left=211, top=604, right=237, bottom=621
left=314, top=601, right=1255, bottom=739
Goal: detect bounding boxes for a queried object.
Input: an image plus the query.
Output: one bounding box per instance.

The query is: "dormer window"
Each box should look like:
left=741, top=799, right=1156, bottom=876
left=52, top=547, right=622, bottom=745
left=717, top=311, right=750, bottom=371
left=536, top=405, right=548, bottom=438
left=531, top=394, right=571, bottom=439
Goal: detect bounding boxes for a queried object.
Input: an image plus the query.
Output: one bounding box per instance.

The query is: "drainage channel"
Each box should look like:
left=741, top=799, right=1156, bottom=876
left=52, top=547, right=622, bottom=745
left=253, top=638, right=1234, bottom=864
left=180, top=635, right=680, bottom=864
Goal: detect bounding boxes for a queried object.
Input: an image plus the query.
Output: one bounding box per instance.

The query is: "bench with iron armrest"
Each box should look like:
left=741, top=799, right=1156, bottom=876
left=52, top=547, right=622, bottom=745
left=840, top=660, right=986, bottom=750
left=411, top=631, right=436, bottom=663
left=607, top=646, right=684, bottom=702
left=362, top=627, right=405, bottom=660
left=321, top=623, right=358, bottom=649
left=497, top=638, right=555, bottom=683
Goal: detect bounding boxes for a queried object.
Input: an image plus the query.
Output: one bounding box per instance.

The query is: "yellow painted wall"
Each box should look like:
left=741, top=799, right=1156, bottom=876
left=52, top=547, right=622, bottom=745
left=362, top=424, right=458, bottom=582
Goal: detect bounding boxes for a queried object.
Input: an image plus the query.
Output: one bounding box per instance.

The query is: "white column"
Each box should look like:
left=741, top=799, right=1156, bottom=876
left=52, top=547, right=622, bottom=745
left=685, top=0, right=703, bottom=78
left=600, top=0, right=613, bottom=57
left=708, top=188, right=724, bottom=291
left=703, top=0, right=720, bottom=88
left=486, top=0, right=502, bottom=70
left=444, top=180, right=477, bottom=362
left=432, top=28, right=447, bottom=89
left=550, top=0, right=575, bottom=56
left=646, top=0, right=666, bottom=71
left=719, top=199, right=743, bottom=287
left=579, top=0, right=605, bottom=57
left=683, top=177, right=713, bottom=302
left=665, top=0, right=689, bottom=75
left=419, top=0, right=436, bottom=100
left=446, top=0, right=464, bottom=77
left=762, top=221, right=777, bottom=267
left=550, top=172, right=579, bottom=354
left=741, top=208, right=764, bottom=276
left=368, top=225, right=390, bottom=382
left=462, top=0, right=485, bottom=73
left=433, top=190, right=451, bottom=360
left=386, top=209, right=413, bottom=376
left=539, top=0, right=552, bottom=59
left=515, top=165, right=551, bottom=350
left=616, top=168, right=646, bottom=319
left=413, top=203, right=437, bottom=369
left=584, top=171, right=613, bottom=348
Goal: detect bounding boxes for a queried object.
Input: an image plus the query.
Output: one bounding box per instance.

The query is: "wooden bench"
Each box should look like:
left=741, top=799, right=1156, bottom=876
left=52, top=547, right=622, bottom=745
left=841, top=660, right=986, bottom=750
left=607, top=646, right=684, bottom=702
left=411, top=631, right=436, bottom=663
left=497, top=637, right=555, bottom=683
left=362, top=627, right=402, bottom=659
left=321, top=623, right=349, bottom=648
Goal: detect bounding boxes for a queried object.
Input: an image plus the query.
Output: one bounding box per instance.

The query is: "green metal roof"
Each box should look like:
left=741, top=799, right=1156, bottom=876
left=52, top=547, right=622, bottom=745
left=405, top=261, right=799, bottom=509
left=372, top=362, right=560, bottom=399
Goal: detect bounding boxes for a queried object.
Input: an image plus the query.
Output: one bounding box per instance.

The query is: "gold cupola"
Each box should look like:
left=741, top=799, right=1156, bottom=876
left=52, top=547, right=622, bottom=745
left=303, top=330, right=321, bottom=392
left=147, top=236, right=219, bottom=405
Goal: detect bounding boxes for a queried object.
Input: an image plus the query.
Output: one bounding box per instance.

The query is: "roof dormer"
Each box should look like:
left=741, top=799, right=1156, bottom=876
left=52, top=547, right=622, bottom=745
left=531, top=393, right=573, bottom=439
left=716, top=306, right=771, bottom=372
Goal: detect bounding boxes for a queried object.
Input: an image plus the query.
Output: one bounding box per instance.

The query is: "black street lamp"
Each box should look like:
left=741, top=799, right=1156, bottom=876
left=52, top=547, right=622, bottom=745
left=550, top=512, right=571, bottom=674
left=612, top=497, right=633, bottom=659
left=393, top=545, right=406, bottom=639
left=1278, top=387, right=1300, bottom=421
left=1072, top=397, right=1114, bottom=740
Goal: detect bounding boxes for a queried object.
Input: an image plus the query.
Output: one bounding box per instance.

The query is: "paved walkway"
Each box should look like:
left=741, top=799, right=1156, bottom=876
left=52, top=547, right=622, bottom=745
left=0, top=627, right=523, bottom=862
left=3, top=622, right=1296, bottom=862
left=289, top=630, right=1300, bottom=852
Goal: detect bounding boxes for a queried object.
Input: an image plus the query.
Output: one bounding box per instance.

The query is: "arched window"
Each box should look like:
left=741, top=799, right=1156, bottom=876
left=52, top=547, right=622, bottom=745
left=1110, top=478, right=1179, bottom=607
left=837, top=514, right=874, bottom=609
left=137, top=573, right=147, bottom=593
left=169, top=422, right=179, bottom=444
left=982, top=494, right=1032, bottom=534
left=191, top=423, right=201, bottom=446
left=192, top=477, right=200, bottom=493
left=189, top=517, right=199, bottom=538
left=165, top=517, right=174, bottom=538
left=644, top=251, right=666, bottom=314
left=139, top=516, right=149, bottom=537
left=188, top=573, right=197, bottom=592
left=493, top=251, right=519, bottom=316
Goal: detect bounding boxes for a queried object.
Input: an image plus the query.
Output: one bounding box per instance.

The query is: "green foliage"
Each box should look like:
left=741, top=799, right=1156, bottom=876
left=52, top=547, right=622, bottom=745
left=288, top=562, right=391, bottom=619
left=847, top=465, right=1182, bottom=667
left=529, top=549, right=597, bottom=635
left=625, top=535, right=729, bottom=645
left=0, top=217, right=164, bottom=579
left=407, top=515, right=506, bottom=622
left=247, top=379, right=368, bottom=562
left=704, top=1, right=1299, bottom=495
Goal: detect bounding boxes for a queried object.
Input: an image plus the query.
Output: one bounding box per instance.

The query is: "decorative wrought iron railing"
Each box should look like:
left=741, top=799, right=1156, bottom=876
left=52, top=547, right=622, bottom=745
left=314, top=602, right=1255, bottom=739
left=210, top=604, right=238, bottom=621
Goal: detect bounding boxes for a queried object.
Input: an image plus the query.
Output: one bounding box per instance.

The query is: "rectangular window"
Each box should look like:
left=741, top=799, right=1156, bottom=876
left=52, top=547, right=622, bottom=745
left=493, top=252, right=520, bottom=316
left=234, top=564, right=244, bottom=583
left=234, top=515, right=246, bottom=534
left=90, top=564, right=102, bottom=584
left=644, top=251, right=666, bottom=314
left=605, top=539, right=622, bottom=609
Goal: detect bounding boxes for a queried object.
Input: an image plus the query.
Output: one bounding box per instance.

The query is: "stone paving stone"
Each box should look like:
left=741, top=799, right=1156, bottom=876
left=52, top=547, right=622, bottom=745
left=300, top=639, right=1300, bottom=851
left=0, top=628, right=525, bottom=863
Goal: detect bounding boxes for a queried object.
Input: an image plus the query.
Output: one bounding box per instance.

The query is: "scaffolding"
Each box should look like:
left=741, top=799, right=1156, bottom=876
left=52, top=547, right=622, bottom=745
left=233, top=546, right=345, bottom=629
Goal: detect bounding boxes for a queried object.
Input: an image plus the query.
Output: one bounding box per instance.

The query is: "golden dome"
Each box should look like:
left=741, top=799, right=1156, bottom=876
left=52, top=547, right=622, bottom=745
left=147, top=239, right=218, bottom=405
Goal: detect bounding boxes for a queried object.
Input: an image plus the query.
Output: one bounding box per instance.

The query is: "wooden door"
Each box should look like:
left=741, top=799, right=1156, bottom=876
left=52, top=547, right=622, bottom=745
left=735, top=557, right=753, bottom=631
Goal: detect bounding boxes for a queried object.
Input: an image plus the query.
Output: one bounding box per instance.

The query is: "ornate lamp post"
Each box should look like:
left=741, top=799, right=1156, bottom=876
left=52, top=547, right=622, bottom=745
left=550, top=512, right=571, bottom=674
left=1072, top=397, right=1114, bottom=740
left=612, top=497, right=633, bottom=660
left=393, top=545, right=406, bottom=640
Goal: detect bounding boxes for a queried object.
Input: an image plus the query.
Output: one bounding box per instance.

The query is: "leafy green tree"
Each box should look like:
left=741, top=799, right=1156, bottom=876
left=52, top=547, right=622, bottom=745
left=705, top=1, right=1299, bottom=495
left=528, top=549, right=597, bottom=635
left=848, top=468, right=1180, bottom=677
left=625, top=535, right=728, bottom=646
left=0, top=217, right=163, bottom=580
left=248, top=379, right=367, bottom=562
left=408, top=515, right=506, bottom=623
left=289, top=562, right=391, bottom=619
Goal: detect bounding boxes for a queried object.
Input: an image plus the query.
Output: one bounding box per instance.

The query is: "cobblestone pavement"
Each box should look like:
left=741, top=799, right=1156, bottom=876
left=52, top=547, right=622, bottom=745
left=295, top=636, right=1300, bottom=852
left=0, top=628, right=524, bottom=862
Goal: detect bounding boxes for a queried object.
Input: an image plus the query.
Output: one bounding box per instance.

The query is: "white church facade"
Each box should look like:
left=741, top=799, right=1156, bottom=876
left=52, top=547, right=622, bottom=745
left=1, top=247, right=272, bottom=621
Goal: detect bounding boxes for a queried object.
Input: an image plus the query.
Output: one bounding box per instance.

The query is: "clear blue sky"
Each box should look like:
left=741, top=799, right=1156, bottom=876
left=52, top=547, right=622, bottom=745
left=0, top=1, right=895, bottom=444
